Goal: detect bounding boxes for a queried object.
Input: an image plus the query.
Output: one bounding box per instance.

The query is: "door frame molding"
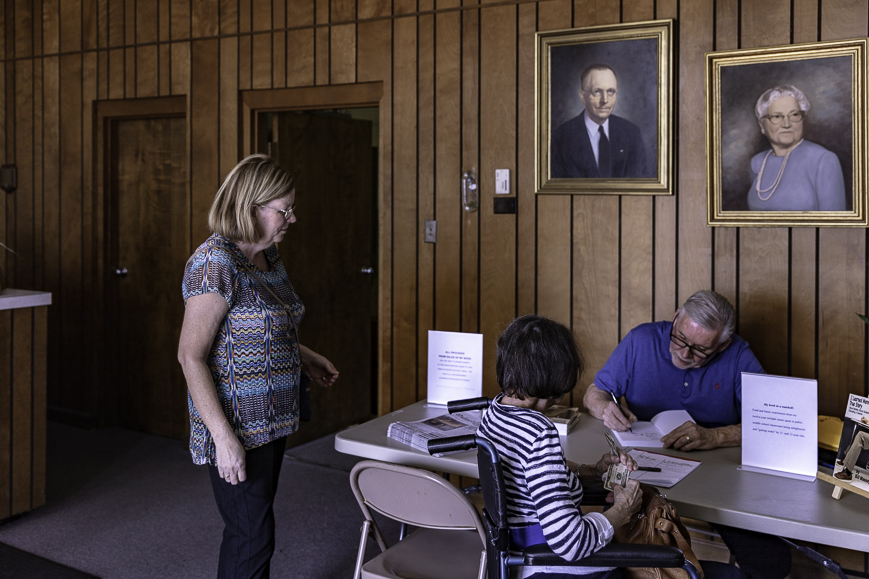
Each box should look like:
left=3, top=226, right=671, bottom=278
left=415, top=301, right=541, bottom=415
left=240, top=83, right=385, bottom=414
left=92, top=96, right=188, bottom=426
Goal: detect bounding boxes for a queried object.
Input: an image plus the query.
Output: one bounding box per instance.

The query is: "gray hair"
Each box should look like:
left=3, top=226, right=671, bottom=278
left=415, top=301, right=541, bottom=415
left=680, top=290, right=735, bottom=344
left=755, top=85, right=811, bottom=121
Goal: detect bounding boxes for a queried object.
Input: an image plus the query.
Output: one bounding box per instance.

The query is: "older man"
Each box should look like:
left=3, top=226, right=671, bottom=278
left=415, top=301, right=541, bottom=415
left=583, top=290, right=791, bottom=579
left=550, top=63, right=651, bottom=179
left=584, top=290, right=759, bottom=450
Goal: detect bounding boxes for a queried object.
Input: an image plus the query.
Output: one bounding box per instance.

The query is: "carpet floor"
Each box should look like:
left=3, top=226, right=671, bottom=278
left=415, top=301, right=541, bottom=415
left=0, top=422, right=399, bottom=578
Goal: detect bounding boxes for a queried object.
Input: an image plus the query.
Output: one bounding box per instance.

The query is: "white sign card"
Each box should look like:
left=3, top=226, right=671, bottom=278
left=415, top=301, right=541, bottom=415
left=740, top=372, right=818, bottom=482
left=426, top=330, right=483, bottom=405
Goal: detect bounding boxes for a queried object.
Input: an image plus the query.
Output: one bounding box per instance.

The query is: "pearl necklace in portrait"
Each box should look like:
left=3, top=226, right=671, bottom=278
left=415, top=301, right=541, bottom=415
left=755, top=139, right=804, bottom=202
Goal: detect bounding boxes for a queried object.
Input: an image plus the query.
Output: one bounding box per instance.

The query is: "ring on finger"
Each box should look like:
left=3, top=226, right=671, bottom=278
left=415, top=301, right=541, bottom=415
left=685, top=435, right=690, bottom=442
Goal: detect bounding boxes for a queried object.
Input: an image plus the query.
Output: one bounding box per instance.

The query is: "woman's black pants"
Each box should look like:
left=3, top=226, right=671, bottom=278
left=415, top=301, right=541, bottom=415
left=208, top=437, right=287, bottom=579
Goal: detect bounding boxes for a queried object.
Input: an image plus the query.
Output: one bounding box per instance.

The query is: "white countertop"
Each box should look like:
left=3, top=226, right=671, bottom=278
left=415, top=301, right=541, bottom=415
left=0, top=288, right=52, bottom=311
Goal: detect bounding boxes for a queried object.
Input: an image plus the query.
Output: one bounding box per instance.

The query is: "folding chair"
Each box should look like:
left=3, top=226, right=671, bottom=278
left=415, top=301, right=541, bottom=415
left=430, top=397, right=702, bottom=579
left=350, top=459, right=487, bottom=579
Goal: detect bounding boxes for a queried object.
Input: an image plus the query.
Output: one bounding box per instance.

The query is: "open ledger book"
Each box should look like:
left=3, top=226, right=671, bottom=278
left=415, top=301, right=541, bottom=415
left=609, top=409, right=694, bottom=448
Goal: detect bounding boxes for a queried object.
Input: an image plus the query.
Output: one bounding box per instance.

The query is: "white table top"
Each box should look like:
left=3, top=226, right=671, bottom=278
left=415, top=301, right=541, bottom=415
left=0, top=288, right=52, bottom=311
left=335, top=400, right=869, bottom=552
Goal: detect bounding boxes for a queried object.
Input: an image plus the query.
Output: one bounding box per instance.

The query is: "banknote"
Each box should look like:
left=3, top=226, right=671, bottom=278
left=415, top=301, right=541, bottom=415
left=604, top=462, right=630, bottom=491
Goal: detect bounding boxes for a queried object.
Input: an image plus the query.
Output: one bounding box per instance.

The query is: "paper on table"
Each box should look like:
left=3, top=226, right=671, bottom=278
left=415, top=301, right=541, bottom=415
left=627, top=449, right=702, bottom=488
left=741, top=373, right=817, bottom=481
left=426, top=330, right=483, bottom=405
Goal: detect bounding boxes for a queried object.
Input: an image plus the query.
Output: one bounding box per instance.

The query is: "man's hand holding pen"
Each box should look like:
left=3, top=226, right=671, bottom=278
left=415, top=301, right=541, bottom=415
left=603, top=390, right=638, bottom=432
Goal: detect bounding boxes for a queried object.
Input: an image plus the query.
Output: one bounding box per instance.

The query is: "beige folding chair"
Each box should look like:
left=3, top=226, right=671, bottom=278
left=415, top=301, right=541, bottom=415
left=350, top=460, right=487, bottom=579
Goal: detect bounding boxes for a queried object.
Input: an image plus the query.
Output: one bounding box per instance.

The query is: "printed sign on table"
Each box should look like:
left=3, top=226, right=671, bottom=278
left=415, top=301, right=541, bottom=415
left=426, top=331, right=483, bottom=405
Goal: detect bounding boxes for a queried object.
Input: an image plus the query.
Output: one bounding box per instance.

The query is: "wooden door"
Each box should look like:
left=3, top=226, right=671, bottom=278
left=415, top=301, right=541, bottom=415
left=271, top=111, right=377, bottom=445
left=107, top=114, right=189, bottom=438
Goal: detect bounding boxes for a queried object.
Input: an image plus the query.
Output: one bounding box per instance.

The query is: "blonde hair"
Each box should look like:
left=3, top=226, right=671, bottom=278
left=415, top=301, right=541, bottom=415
left=208, top=154, right=295, bottom=243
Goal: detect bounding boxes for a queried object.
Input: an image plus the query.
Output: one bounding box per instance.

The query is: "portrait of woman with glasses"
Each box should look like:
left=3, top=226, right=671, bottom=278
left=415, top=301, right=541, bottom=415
left=746, top=84, right=847, bottom=211
left=177, top=154, right=339, bottom=578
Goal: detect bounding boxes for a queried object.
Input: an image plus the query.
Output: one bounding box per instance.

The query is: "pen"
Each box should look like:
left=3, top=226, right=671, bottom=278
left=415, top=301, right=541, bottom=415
left=637, top=466, right=662, bottom=472
left=608, top=390, right=633, bottom=433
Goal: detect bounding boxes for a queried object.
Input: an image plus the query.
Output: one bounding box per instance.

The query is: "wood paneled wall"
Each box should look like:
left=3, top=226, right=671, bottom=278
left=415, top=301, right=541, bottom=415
left=1, top=0, right=867, bottom=423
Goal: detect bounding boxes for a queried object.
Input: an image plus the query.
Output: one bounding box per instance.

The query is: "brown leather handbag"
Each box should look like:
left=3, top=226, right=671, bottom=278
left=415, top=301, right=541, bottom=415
left=613, top=483, right=705, bottom=579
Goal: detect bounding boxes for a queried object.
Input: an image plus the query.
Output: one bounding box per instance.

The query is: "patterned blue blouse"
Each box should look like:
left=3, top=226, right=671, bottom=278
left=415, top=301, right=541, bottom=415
left=182, top=234, right=304, bottom=465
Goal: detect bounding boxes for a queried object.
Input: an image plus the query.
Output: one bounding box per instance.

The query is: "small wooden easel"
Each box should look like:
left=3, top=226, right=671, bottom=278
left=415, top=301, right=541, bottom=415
left=817, top=470, right=869, bottom=500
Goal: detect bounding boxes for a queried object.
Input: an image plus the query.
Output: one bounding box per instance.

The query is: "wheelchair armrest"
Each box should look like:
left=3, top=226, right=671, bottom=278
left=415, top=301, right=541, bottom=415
left=427, top=434, right=477, bottom=455
left=447, top=397, right=490, bottom=413
left=523, top=543, right=686, bottom=568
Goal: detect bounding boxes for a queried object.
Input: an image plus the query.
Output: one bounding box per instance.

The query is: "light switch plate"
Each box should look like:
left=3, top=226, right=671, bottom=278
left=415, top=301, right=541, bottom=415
left=424, top=220, right=437, bottom=243
left=495, top=169, right=510, bottom=194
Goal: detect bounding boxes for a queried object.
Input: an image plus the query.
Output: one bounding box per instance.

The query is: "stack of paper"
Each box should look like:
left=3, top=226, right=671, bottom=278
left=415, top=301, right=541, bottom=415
left=387, top=410, right=482, bottom=455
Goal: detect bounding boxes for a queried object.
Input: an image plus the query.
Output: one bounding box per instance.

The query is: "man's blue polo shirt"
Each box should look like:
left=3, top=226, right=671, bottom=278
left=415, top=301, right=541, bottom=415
left=593, top=321, right=764, bottom=428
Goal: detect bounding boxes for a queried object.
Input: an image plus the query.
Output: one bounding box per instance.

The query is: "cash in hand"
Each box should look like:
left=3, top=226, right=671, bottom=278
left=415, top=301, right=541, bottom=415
left=604, top=462, right=630, bottom=491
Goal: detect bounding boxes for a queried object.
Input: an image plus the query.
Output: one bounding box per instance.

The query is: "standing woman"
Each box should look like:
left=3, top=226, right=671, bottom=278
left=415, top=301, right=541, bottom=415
left=178, top=154, right=339, bottom=578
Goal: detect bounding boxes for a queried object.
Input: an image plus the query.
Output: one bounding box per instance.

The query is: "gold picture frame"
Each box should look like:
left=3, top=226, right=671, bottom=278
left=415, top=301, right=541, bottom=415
left=536, top=19, right=674, bottom=195
left=706, top=39, right=868, bottom=227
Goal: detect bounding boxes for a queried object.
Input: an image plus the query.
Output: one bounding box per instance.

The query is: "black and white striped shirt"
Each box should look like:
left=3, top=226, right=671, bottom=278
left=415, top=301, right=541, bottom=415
left=478, top=393, right=614, bottom=569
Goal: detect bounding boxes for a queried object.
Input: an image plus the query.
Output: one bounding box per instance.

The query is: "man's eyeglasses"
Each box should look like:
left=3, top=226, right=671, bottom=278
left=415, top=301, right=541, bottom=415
left=762, top=111, right=804, bottom=125
left=669, top=320, right=714, bottom=360
left=257, top=204, right=295, bottom=220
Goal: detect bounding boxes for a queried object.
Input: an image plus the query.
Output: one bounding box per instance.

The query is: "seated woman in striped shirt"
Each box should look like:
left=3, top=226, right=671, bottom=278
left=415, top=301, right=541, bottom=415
left=478, top=315, right=641, bottom=579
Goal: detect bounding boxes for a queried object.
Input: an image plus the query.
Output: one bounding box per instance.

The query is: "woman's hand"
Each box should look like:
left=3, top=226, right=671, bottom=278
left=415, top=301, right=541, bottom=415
left=214, top=434, right=247, bottom=485
left=593, top=449, right=638, bottom=477
left=602, top=479, right=642, bottom=529
left=611, top=479, right=642, bottom=523
left=300, top=345, right=339, bottom=387
left=178, top=292, right=247, bottom=485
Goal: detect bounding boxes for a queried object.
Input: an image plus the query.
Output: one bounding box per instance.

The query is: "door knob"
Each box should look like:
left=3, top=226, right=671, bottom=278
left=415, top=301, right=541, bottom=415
left=114, top=267, right=128, bottom=277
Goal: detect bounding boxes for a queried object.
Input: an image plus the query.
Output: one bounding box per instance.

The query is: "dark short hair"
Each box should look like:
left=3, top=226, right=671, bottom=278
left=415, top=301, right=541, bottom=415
left=496, top=315, right=584, bottom=400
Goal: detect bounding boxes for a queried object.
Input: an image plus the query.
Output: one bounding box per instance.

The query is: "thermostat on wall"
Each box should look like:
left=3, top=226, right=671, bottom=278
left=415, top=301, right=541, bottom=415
left=495, top=169, right=510, bottom=194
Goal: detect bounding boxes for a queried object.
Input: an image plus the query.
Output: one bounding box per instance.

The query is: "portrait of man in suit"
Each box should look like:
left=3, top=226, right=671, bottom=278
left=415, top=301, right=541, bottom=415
left=537, top=24, right=672, bottom=194
left=550, top=64, right=651, bottom=179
